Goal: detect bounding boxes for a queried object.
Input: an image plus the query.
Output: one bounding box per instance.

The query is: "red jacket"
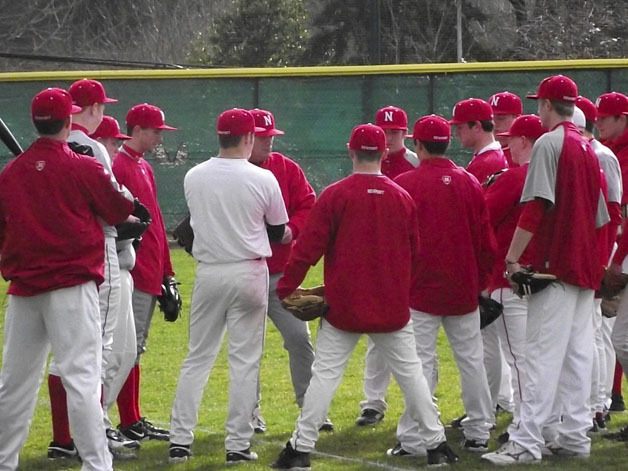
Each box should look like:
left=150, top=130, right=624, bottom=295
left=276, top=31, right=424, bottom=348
left=395, top=158, right=496, bottom=315
left=466, top=146, right=508, bottom=186
left=278, top=173, right=420, bottom=333
left=0, top=138, right=133, bottom=296
left=113, top=145, right=174, bottom=295
left=259, top=152, right=315, bottom=274
left=381, top=147, right=418, bottom=179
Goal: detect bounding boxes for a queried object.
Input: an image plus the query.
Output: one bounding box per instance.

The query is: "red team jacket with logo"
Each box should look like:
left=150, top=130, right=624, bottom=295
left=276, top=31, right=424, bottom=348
left=0, top=138, right=134, bottom=296
left=113, top=145, right=174, bottom=295
left=466, top=146, right=508, bottom=186
left=277, top=173, right=420, bottom=333
left=522, top=122, right=606, bottom=289
left=259, top=152, right=316, bottom=274
left=395, top=159, right=496, bottom=316
left=484, top=164, right=535, bottom=291
left=381, top=147, right=418, bottom=179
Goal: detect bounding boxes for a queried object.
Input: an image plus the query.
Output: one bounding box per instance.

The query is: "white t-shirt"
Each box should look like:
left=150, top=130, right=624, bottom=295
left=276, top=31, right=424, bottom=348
left=591, top=138, right=622, bottom=205
left=184, top=156, right=288, bottom=264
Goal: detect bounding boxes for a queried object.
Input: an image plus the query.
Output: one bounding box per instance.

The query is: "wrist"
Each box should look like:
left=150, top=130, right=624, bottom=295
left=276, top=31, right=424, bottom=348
left=505, top=259, right=518, bottom=265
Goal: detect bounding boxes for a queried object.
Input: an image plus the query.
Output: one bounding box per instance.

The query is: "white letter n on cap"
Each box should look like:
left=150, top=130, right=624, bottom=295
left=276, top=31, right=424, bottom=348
left=263, top=115, right=273, bottom=126
left=384, top=111, right=394, bottom=122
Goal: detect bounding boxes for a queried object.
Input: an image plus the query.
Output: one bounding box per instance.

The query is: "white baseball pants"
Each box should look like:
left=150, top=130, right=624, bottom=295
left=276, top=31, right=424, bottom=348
left=397, top=308, right=493, bottom=446
left=290, top=320, right=445, bottom=453
left=510, top=282, right=594, bottom=459
left=170, top=259, right=268, bottom=452
left=0, top=283, right=112, bottom=471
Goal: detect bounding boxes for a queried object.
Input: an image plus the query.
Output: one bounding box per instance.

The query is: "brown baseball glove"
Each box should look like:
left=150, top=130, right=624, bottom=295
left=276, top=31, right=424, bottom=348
left=510, top=268, right=557, bottom=297
left=281, top=285, right=328, bottom=321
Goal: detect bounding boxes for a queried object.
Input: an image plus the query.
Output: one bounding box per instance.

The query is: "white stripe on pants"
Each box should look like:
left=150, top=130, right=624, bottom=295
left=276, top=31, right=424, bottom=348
left=290, top=320, right=445, bottom=453
left=611, top=287, right=628, bottom=377
left=132, top=289, right=157, bottom=359
left=591, top=299, right=605, bottom=413
left=397, top=309, right=493, bottom=446
left=510, top=283, right=594, bottom=459
left=170, top=260, right=268, bottom=451
left=0, top=283, right=111, bottom=471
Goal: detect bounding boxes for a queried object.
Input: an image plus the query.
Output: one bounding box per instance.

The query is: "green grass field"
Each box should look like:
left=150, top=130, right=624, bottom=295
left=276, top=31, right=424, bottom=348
left=1, top=248, right=628, bottom=470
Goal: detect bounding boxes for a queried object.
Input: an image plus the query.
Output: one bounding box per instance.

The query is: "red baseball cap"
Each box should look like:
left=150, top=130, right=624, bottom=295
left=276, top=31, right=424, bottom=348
left=126, top=103, right=177, bottom=131
left=249, top=108, right=285, bottom=137
left=409, top=114, right=451, bottom=142
left=217, top=108, right=264, bottom=136
left=31, top=88, right=81, bottom=122
left=375, top=105, right=408, bottom=130
left=496, top=114, right=546, bottom=140
left=526, top=75, right=578, bottom=102
left=348, top=123, right=386, bottom=151
left=488, top=91, right=523, bottom=115
left=596, top=92, right=628, bottom=117
left=575, top=96, right=598, bottom=123
left=69, top=79, right=117, bottom=107
left=449, top=98, right=493, bottom=124
left=91, top=116, right=130, bottom=140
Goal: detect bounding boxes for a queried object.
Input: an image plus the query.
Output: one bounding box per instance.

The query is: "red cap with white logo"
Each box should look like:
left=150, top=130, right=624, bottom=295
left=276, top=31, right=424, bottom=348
left=69, top=79, right=118, bottom=107
left=375, top=106, right=408, bottom=130
left=596, top=92, right=628, bottom=117
left=126, top=103, right=177, bottom=131
left=526, top=75, right=578, bottom=102
left=575, top=96, right=598, bottom=123
left=409, top=114, right=451, bottom=142
left=496, top=114, right=546, bottom=140
left=488, top=91, right=523, bottom=115
left=91, top=116, right=130, bottom=140
left=250, top=109, right=285, bottom=137
left=348, top=124, right=386, bottom=151
left=449, top=98, right=493, bottom=124
left=216, top=108, right=264, bottom=136
left=31, top=88, right=81, bottom=122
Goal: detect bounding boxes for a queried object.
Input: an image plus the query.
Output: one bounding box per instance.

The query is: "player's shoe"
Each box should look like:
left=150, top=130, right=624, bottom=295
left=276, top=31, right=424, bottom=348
left=107, top=428, right=139, bottom=459
left=356, top=408, right=384, bottom=426
left=603, top=425, right=628, bottom=441
left=497, top=431, right=510, bottom=445
left=450, top=414, right=467, bottom=428
left=140, top=417, right=169, bottom=440
left=595, top=411, right=608, bottom=431
left=120, top=418, right=169, bottom=441
left=252, top=413, right=267, bottom=434
left=226, top=448, right=258, bottom=465
left=610, top=393, right=625, bottom=411
left=386, top=442, right=426, bottom=457
left=169, top=443, right=191, bottom=464
left=462, top=438, right=489, bottom=452
left=481, top=441, right=538, bottom=465
left=427, top=442, right=459, bottom=467
left=271, top=441, right=311, bottom=470
left=47, top=441, right=79, bottom=460
left=544, top=442, right=589, bottom=459
left=318, top=417, right=334, bottom=432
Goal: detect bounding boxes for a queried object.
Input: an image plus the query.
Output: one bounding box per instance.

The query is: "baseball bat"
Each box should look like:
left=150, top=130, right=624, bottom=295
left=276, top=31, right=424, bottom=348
left=0, top=117, right=22, bottom=156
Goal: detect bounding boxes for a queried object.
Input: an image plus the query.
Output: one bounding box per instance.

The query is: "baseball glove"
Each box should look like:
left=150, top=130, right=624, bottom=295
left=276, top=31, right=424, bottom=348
left=510, top=268, right=557, bottom=297
left=478, top=296, right=503, bottom=329
left=158, top=277, right=182, bottom=322
left=599, top=268, right=628, bottom=299
left=281, top=285, right=328, bottom=321
left=173, top=213, right=194, bottom=255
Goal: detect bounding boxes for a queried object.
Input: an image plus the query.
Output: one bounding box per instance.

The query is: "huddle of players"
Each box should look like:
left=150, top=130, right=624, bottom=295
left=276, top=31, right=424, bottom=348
left=1, top=74, right=627, bottom=469
left=0, top=80, right=177, bottom=471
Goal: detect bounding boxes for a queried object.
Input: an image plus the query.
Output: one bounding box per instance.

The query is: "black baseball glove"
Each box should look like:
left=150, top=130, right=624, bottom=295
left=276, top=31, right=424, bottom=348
left=281, top=286, right=329, bottom=322
left=478, top=296, right=503, bottom=329
left=173, top=214, right=194, bottom=255
left=158, top=277, right=182, bottom=322
left=510, top=268, right=557, bottom=297
left=116, top=199, right=152, bottom=241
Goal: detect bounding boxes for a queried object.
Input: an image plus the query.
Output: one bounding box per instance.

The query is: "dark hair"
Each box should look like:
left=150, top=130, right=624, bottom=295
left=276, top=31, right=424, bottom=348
left=549, top=100, right=574, bottom=118
left=126, top=125, right=135, bottom=136
left=417, top=140, right=449, bottom=155
left=219, top=134, right=243, bottom=149
left=354, top=150, right=382, bottom=162
left=34, top=118, right=66, bottom=136
left=468, top=120, right=494, bottom=132
left=585, top=120, right=595, bottom=134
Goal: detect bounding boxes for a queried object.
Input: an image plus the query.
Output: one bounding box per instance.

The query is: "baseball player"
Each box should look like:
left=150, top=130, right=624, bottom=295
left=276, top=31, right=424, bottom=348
left=594, top=91, right=628, bottom=440
left=451, top=97, right=508, bottom=186
left=392, top=114, right=496, bottom=455
left=482, top=75, right=609, bottom=465
left=484, top=114, right=547, bottom=443
left=573, top=99, right=623, bottom=433
left=91, top=115, right=144, bottom=447
left=489, top=91, right=523, bottom=168
left=0, top=87, right=135, bottom=471
left=247, top=108, right=333, bottom=433
left=168, top=108, right=288, bottom=464
left=271, top=123, right=458, bottom=469
left=357, top=104, right=420, bottom=427
left=46, top=79, right=139, bottom=459
left=112, top=103, right=177, bottom=442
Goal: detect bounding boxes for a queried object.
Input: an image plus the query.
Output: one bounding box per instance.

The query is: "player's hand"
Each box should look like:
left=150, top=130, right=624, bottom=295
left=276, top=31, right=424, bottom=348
left=504, top=260, right=522, bottom=293
left=281, top=226, right=293, bottom=244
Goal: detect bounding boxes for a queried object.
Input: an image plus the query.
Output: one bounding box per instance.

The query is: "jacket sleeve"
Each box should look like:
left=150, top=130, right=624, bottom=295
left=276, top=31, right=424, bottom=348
left=286, top=164, right=316, bottom=240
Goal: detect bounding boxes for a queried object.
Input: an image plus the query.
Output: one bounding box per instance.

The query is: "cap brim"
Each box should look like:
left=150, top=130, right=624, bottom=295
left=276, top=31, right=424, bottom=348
left=71, top=105, right=82, bottom=114
left=448, top=118, right=464, bottom=124
left=378, top=125, right=407, bottom=131
left=526, top=93, right=540, bottom=100
left=103, top=97, right=118, bottom=104
left=254, top=126, right=266, bottom=133
left=256, top=129, right=285, bottom=137
left=405, top=133, right=415, bottom=139
left=157, top=124, right=177, bottom=131
left=115, top=132, right=131, bottom=140
left=496, top=131, right=513, bottom=137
